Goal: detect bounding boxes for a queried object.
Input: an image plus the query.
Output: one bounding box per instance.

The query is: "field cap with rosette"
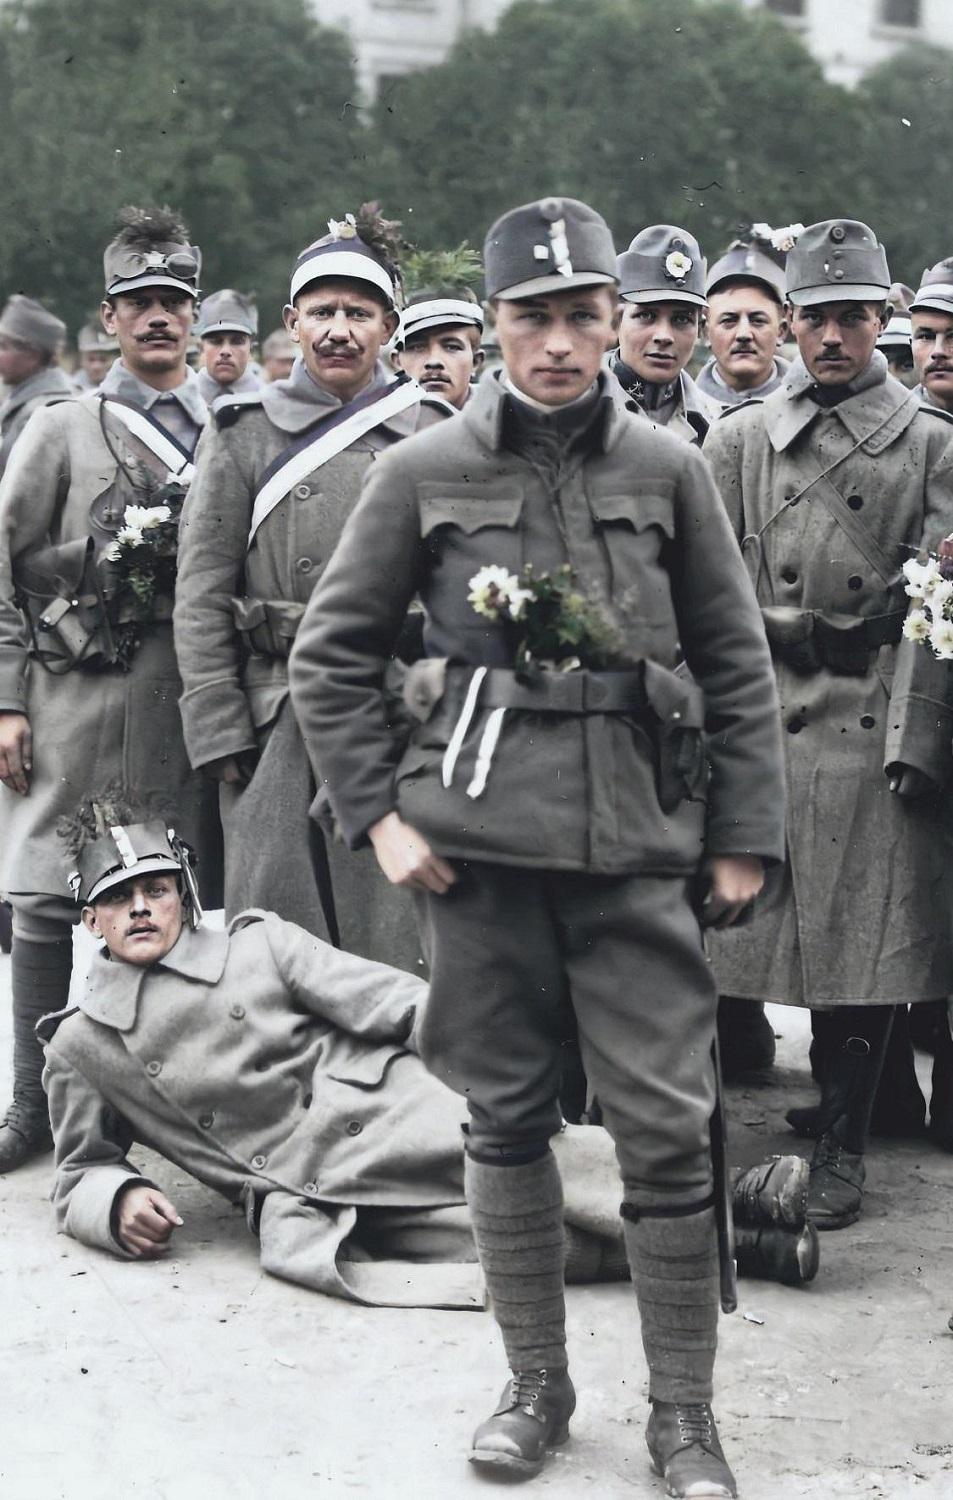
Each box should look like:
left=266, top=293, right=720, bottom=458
left=484, top=197, right=618, bottom=301
left=618, top=225, right=707, bottom=308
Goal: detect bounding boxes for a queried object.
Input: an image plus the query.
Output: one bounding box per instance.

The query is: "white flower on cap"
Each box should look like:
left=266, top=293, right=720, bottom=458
left=752, top=222, right=805, bottom=254
left=665, top=250, right=693, bottom=281
left=327, top=214, right=358, bottom=241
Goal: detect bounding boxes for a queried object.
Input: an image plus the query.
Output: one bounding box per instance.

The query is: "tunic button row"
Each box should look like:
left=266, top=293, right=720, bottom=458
left=848, top=494, right=864, bottom=510
left=346, top=1120, right=363, bottom=1137
left=781, top=567, right=798, bottom=585
left=847, top=575, right=863, bottom=591
left=293, top=483, right=311, bottom=500
left=296, top=557, right=313, bottom=574
left=229, top=1003, right=245, bottom=1020
left=146, top=1061, right=162, bottom=1077
left=251, top=1154, right=267, bottom=1169
left=199, top=1112, right=215, bottom=1130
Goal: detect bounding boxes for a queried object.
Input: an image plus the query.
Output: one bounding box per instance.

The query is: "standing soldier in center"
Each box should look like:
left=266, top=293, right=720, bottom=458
left=174, top=207, right=447, bottom=969
left=703, top=219, right=953, bottom=1229
left=289, top=195, right=786, bottom=1498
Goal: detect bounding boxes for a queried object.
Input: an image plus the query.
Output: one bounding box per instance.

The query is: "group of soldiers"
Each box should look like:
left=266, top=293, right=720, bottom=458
left=1, top=195, right=952, bottom=1499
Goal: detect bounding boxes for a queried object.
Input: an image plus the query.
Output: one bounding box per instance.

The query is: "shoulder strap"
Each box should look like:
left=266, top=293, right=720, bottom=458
left=247, top=377, right=423, bottom=548
left=98, top=395, right=196, bottom=482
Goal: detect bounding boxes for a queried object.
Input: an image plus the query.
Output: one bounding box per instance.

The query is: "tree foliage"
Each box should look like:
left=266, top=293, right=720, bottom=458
left=0, top=0, right=365, bottom=333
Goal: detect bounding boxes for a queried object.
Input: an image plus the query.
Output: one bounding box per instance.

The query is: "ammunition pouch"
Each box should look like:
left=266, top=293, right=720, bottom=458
left=761, top=606, right=904, bottom=676
left=14, top=538, right=114, bottom=673
left=231, top=596, right=306, bottom=659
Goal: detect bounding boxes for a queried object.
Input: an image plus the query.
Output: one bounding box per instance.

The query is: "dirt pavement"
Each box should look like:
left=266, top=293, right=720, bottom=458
left=1, top=934, right=951, bottom=1500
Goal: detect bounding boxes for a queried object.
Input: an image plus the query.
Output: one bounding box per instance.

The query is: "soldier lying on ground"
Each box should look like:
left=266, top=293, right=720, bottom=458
left=37, top=799, right=817, bottom=1309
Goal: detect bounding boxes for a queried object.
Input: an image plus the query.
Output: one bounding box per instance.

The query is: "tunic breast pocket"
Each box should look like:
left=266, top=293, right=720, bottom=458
left=589, top=488, right=676, bottom=606
left=418, top=487, right=525, bottom=576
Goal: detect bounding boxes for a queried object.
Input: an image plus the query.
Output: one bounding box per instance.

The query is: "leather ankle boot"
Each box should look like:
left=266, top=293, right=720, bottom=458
left=0, top=1100, right=53, bottom=1174
left=731, top=1154, right=809, bottom=1230
left=734, top=1220, right=820, bottom=1285
left=469, top=1367, right=576, bottom=1477
left=646, top=1401, right=737, bottom=1498
left=807, top=1133, right=865, bottom=1229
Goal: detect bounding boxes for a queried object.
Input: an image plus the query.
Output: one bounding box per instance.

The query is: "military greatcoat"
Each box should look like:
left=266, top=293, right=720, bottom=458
left=0, top=396, right=219, bottom=904
left=174, top=362, right=442, bottom=969
left=703, top=355, right=953, bottom=1008
left=0, top=365, right=74, bottom=477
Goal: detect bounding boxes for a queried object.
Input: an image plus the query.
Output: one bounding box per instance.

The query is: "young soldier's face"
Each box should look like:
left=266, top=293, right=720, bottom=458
left=83, top=874, right=184, bottom=967
left=394, top=325, right=483, bottom=409
left=284, top=279, right=398, bottom=403
left=911, top=308, right=953, bottom=410
left=201, top=330, right=252, bottom=386
left=705, top=284, right=788, bottom=391
left=101, top=291, right=195, bottom=381
left=791, top=300, right=885, bottom=385
left=0, top=336, right=45, bottom=386
left=494, top=286, right=618, bottom=405
left=618, top=300, right=699, bottom=384
left=80, top=349, right=113, bottom=385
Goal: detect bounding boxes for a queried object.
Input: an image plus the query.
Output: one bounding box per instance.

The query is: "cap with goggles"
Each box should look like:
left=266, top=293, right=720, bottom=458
left=104, top=245, right=202, bottom=299
left=69, top=820, right=203, bottom=925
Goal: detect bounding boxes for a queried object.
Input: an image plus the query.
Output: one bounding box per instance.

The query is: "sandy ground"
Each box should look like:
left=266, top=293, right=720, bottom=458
left=1, top=930, right=952, bottom=1500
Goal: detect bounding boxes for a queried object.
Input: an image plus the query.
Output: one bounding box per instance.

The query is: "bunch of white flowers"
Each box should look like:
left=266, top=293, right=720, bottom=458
left=104, top=503, right=173, bottom=560
left=467, top=566, right=533, bottom=622
left=902, top=554, right=953, bottom=659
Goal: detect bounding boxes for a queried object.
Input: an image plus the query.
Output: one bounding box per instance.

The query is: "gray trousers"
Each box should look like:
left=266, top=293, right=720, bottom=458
left=419, top=863, right=717, bottom=1207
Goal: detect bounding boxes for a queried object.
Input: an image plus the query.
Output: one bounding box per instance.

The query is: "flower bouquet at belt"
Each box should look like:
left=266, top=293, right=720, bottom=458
left=101, top=485, right=185, bottom=668
left=467, top=563, right=622, bottom=677
left=902, top=537, right=953, bottom=659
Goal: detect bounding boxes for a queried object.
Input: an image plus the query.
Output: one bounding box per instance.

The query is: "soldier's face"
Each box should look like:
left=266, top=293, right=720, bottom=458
left=911, top=309, right=953, bottom=410
left=617, top=300, right=699, bottom=384
left=791, top=300, right=885, bottom=385
left=101, top=290, right=195, bottom=381
left=81, top=350, right=113, bottom=384
left=705, top=284, right=788, bottom=391
left=393, top=325, right=483, bottom=410
left=0, top=336, right=45, bottom=386
left=285, top=280, right=398, bottom=403
left=201, top=330, right=252, bottom=386
left=83, top=874, right=184, bottom=967
left=494, top=286, right=618, bottom=406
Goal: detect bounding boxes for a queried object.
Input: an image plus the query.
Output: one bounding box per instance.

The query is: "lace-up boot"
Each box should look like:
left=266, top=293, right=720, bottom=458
left=646, top=1401, right=737, bottom=1498
left=734, top=1219, right=819, bottom=1286
left=731, top=1155, right=808, bottom=1230
left=807, top=1134, right=865, bottom=1229
left=0, top=1100, right=53, bottom=1173
left=469, top=1367, right=576, bottom=1477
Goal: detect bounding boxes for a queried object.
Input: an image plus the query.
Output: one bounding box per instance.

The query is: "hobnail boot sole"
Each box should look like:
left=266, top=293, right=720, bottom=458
left=468, top=1423, right=570, bottom=1478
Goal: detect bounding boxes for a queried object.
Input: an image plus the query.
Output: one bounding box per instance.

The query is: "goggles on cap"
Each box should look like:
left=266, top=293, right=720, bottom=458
left=108, top=247, right=202, bottom=287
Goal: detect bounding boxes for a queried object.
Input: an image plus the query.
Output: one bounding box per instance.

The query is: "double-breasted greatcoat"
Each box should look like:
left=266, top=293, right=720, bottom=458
left=703, top=355, right=953, bottom=1007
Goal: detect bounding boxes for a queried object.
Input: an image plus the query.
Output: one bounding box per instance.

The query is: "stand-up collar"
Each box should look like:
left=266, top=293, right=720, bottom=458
left=79, top=923, right=230, bottom=1033
left=463, top=368, right=629, bottom=455
left=763, top=351, right=918, bottom=453
left=99, top=359, right=208, bottom=430
left=259, top=354, right=400, bottom=434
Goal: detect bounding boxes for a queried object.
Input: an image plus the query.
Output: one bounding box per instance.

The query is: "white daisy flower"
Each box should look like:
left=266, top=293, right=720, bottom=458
left=506, top=587, right=534, bottom=621
left=103, top=540, right=122, bottom=563
left=467, top=565, right=519, bottom=620
left=903, top=557, right=941, bottom=597
left=124, top=503, right=171, bottom=531
left=903, top=610, right=931, bottom=643
left=929, top=618, right=953, bottom=659
left=115, top=525, right=145, bottom=548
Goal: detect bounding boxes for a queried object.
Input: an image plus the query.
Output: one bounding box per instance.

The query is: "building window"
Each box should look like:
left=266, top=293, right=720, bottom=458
left=879, top=0, right=921, bottom=26
left=763, top=0, right=806, bottom=16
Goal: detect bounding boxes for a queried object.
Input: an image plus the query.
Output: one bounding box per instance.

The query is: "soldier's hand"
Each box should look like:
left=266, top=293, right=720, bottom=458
left=205, top=752, right=257, bottom=786
left=699, top=854, right=764, bottom=929
left=368, top=811, right=457, bottom=894
left=116, top=1185, right=183, bottom=1258
left=0, top=711, right=32, bottom=796
left=887, top=763, right=937, bottom=799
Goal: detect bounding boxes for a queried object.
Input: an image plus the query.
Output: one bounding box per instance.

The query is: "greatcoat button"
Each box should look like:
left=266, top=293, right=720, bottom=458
left=296, top=557, right=313, bottom=574
left=847, top=494, right=863, bottom=510
left=146, top=1061, right=161, bottom=1077
left=229, top=1004, right=245, bottom=1020
left=293, top=483, right=311, bottom=499
left=304, top=1181, right=318, bottom=1195
left=346, top=1120, right=363, bottom=1136
left=251, top=1154, right=267, bottom=1169
left=781, top=567, right=798, bottom=584
left=860, top=715, right=876, bottom=729
left=787, top=716, right=806, bottom=735
left=847, top=575, right=863, bottom=590
left=199, top=1112, right=215, bottom=1129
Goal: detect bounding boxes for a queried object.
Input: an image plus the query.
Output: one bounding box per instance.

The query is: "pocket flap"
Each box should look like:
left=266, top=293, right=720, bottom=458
left=418, top=489, right=523, bottom=537
left=589, top=488, right=675, bottom=537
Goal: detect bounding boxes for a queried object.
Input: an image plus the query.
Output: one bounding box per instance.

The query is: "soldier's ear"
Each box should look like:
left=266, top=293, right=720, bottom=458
left=472, top=347, right=486, bottom=373
left=383, top=309, right=400, bottom=342
left=608, top=301, right=623, bottom=343
left=100, top=299, right=118, bottom=336
left=776, top=311, right=791, bottom=346
left=282, top=302, right=299, bottom=341
left=389, top=347, right=403, bottom=372
left=81, top=905, right=101, bottom=938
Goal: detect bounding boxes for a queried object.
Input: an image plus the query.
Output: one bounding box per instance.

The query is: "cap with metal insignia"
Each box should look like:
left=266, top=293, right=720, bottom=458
left=617, top=225, right=707, bottom=308
left=785, top=220, right=890, bottom=307
left=909, top=257, right=953, bottom=317
left=196, top=289, right=258, bottom=339
left=484, top=197, right=618, bottom=302
left=0, top=294, right=67, bottom=355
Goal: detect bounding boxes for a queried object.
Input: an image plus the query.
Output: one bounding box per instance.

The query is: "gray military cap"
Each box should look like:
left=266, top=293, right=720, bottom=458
left=77, top=320, right=120, bottom=355
left=484, top=197, right=618, bottom=301
left=196, top=289, right=258, bottom=339
left=706, top=239, right=786, bottom=302
left=909, top=258, right=953, bottom=317
left=876, top=311, right=912, bottom=352
left=262, top=327, right=296, bottom=360
left=0, top=294, right=66, bottom=354
left=785, top=220, right=890, bottom=307
left=617, top=225, right=707, bottom=308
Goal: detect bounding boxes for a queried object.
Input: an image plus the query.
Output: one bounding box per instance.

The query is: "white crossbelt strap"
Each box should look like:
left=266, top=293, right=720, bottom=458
left=100, top=397, right=196, bottom=483
left=247, top=379, right=424, bottom=546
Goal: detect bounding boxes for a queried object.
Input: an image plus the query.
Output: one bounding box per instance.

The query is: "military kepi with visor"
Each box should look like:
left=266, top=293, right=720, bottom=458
left=289, top=194, right=786, bottom=1498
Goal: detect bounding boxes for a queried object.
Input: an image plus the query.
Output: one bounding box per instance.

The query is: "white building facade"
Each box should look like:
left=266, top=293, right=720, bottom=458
left=311, top=0, right=953, bottom=97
